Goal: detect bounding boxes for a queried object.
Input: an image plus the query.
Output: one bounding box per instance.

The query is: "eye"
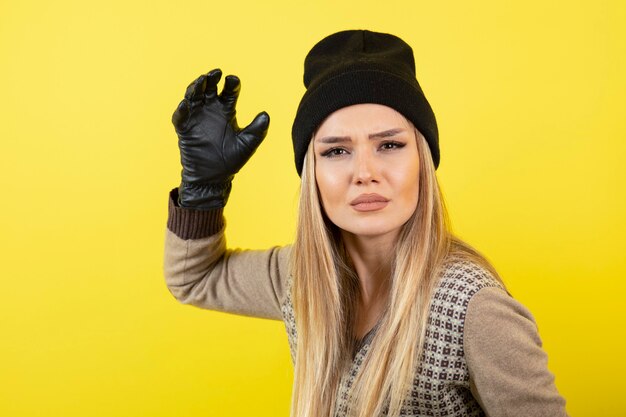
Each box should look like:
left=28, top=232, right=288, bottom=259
left=320, top=147, right=349, bottom=158
left=379, top=141, right=406, bottom=151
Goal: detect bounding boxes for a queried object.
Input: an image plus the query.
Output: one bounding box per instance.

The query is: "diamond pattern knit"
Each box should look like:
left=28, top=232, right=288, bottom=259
left=280, top=259, right=503, bottom=417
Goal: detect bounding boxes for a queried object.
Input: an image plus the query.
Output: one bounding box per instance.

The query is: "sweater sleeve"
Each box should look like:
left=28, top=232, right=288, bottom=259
left=464, top=286, right=569, bottom=417
left=163, top=187, right=291, bottom=321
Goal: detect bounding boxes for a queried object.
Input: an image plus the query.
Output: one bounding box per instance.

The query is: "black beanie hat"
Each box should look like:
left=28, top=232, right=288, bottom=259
left=291, top=29, right=439, bottom=176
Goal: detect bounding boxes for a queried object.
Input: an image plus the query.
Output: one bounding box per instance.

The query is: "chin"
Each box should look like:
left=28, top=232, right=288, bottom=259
left=337, top=220, right=405, bottom=239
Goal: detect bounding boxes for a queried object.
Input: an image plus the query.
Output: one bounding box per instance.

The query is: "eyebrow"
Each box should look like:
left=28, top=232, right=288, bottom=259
left=316, top=128, right=406, bottom=144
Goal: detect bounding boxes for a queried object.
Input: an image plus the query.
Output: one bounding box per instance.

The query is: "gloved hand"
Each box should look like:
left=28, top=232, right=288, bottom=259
left=172, top=68, right=270, bottom=210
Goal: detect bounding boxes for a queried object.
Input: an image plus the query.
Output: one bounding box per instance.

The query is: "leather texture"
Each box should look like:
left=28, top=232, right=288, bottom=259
left=172, top=68, right=270, bottom=209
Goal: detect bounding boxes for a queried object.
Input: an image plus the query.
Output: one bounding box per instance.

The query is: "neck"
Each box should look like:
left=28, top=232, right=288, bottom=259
left=341, top=230, right=398, bottom=307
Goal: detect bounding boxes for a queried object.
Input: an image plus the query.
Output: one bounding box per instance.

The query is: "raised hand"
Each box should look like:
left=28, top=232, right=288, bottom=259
left=172, top=68, right=270, bottom=209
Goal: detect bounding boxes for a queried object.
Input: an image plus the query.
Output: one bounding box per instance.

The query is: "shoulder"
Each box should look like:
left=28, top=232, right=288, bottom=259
left=436, top=258, right=536, bottom=333
left=464, top=286, right=540, bottom=350
left=424, top=258, right=507, bottom=355
left=433, top=257, right=539, bottom=345
left=434, top=257, right=506, bottom=306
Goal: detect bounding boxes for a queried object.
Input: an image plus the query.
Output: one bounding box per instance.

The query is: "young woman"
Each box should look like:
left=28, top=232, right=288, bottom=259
left=164, top=30, right=568, bottom=417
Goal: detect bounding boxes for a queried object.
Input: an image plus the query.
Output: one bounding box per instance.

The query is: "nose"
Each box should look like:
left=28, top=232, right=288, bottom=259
left=353, top=149, right=378, bottom=185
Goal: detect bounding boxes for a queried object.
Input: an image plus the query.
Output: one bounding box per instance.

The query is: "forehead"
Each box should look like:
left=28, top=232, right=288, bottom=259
left=314, top=103, right=411, bottom=139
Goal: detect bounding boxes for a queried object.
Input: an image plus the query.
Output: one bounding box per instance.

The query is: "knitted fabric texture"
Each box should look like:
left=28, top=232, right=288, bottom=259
left=280, top=260, right=503, bottom=417
left=291, top=29, right=439, bottom=176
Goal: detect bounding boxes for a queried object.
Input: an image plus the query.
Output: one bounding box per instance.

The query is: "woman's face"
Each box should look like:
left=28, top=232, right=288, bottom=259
left=313, top=103, right=420, bottom=240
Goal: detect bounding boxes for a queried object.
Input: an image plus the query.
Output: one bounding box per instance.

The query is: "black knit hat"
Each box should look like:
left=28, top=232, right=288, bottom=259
left=291, top=29, right=439, bottom=176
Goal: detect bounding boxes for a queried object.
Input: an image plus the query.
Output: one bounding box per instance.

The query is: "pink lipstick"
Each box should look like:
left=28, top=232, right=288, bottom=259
left=350, top=193, right=389, bottom=212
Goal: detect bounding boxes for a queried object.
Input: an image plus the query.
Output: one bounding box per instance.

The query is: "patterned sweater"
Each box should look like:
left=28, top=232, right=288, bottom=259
left=163, top=188, right=568, bottom=417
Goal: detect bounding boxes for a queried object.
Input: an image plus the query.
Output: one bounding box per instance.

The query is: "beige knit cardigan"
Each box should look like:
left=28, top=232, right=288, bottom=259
left=163, top=188, right=568, bottom=417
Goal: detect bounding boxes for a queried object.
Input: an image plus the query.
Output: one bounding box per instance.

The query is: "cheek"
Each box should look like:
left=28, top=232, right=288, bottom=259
left=315, top=165, right=341, bottom=211
left=392, top=162, right=420, bottom=207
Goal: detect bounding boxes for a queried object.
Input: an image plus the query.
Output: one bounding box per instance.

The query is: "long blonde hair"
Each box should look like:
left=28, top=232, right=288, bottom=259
left=290, top=128, right=504, bottom=417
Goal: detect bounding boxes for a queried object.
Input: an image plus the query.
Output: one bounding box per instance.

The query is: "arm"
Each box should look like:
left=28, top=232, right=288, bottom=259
left=163, top=69, right=287, bottom=319
left=464, top=287, right=569, bottom=417
left=163, top=187, right=291, bottom=320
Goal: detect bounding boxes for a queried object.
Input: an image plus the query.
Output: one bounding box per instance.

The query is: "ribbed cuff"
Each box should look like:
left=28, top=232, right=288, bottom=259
left=167, top=187, right=225, bottom=239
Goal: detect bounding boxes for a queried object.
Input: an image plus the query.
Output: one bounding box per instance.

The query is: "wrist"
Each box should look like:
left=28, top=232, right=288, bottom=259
left=168, top=187, right=225, bottom=238
left=178, top=181, right=232, bottom=210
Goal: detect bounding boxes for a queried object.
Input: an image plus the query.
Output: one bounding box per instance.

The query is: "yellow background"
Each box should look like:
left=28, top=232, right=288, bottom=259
left=1, top=0, right=624, bottom=415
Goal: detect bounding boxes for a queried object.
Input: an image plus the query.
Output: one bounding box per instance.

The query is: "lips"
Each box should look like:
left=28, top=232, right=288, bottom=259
left=350, top=193, right=390, bottom=212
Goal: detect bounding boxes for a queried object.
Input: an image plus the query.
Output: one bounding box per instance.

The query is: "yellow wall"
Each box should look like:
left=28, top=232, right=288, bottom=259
left=1, top=0, right=624, bottom=415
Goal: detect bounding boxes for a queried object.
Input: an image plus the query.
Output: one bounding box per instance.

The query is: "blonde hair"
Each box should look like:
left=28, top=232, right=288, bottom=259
left=290, top=128, right=504, bottom=417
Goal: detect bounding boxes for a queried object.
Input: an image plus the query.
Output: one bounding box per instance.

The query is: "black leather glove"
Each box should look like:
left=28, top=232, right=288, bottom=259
left=172, top=68, right=270, bottom=210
